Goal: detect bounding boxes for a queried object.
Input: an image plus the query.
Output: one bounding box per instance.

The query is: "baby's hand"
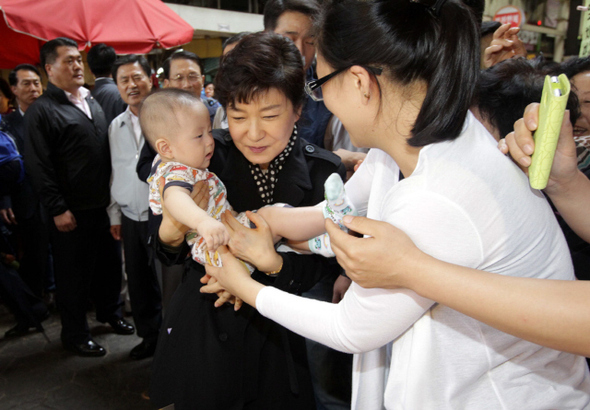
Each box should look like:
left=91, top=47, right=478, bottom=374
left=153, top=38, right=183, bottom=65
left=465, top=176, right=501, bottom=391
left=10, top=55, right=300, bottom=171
left=197, top=218, right=230, bottom=251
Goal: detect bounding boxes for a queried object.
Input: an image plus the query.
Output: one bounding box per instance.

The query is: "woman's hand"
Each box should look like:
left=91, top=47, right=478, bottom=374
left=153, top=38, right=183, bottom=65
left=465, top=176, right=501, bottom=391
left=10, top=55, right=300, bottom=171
left=353, top=159, right=364, bottom=173
left=222, top=210, right=283, bottom=273
left=158, top=180, right=210, bottom=246
left=333, top=149, right=366, bottom=171
left=501, top=103, right=578, bottom=196
left=192, top=179, right=211, bottom=210
left=326, top=216, right=425, bottom=289
left=333, top=149, right=367, bottom=180
left=204, top=246, right=264, bottom=308
left=483, top=24, right=527, bottom=68
left=332, top=275, right=352, bottom=303
left=200, top=273, right=243, bottom=310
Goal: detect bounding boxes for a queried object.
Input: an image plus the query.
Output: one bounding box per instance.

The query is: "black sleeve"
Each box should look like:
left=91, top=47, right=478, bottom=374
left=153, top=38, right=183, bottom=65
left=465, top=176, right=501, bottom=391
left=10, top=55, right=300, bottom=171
left=336, top=158, right=347, bottom=182
left=153, top=233, right=191, bottom=267
left=0, top=195, right=11, bottom=209
left=24, top=105, right=68, bottom=217
left=137, top=142, right=157, bottom=183
left=262, top=252, right=340, bottom=295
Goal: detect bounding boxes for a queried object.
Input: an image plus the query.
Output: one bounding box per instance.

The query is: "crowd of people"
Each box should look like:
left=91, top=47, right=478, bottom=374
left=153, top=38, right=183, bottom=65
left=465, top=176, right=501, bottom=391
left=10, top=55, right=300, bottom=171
left=2, top=0, right=590, bottom=408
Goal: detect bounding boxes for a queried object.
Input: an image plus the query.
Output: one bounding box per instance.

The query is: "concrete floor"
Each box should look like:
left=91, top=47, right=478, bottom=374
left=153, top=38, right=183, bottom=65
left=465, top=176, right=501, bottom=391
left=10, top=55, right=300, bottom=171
left=0, top=306, right=157, bottom=410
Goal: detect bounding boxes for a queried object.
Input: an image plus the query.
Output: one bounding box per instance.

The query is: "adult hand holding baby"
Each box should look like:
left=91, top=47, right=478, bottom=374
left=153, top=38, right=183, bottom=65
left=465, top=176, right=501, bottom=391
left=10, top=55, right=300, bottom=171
left=204, top=246, right=264, bottom=309
left=200, top=272, right=243, bottom=311
left=221, top=210, right=283, bottom=274
left=200, top=204, right=283, bottom=308
left=159, top=178, right=240, bottom=307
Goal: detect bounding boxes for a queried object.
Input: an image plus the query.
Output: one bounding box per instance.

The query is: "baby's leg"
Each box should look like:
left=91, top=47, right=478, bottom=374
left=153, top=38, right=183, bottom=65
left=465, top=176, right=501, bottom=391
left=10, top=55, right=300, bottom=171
left=255, top=203, right=325, bottom=242
left=306, top=233, right=335, bottom=257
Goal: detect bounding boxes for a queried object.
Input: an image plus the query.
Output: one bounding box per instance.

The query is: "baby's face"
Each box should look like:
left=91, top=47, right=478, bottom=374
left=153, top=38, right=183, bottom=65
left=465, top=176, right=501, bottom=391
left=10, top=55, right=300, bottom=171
left=168, top=103, right=214, bottom=170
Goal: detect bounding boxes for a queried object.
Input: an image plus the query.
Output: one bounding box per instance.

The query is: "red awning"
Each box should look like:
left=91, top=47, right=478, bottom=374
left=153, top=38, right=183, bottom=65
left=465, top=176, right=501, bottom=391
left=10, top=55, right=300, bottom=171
left=0, top=0, right=194, bottom=69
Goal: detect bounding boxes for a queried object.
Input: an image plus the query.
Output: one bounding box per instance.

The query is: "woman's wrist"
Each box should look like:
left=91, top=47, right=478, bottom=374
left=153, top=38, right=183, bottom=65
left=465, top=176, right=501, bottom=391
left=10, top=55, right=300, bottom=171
left=406, top=253, right=444, bottom=299
left=264, top=259, right=283, bottom=276
left=256, top=252, right=283, bottom=274
left=545, top=169, right=585, bottom=201
left=389, top=245, right=435, bottom=294
left=238, top=275, right=266, bottom=308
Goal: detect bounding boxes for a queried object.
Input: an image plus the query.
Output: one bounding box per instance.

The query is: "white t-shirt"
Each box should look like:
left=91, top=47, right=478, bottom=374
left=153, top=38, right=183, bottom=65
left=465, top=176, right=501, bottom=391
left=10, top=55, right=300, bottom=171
left=257, top=112, right=590, bottom=409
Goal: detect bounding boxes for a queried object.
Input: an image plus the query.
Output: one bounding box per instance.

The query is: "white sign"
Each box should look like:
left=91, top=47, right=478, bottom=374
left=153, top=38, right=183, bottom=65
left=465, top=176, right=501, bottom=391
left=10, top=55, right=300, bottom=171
left=494, top=6, right=525, bottom=27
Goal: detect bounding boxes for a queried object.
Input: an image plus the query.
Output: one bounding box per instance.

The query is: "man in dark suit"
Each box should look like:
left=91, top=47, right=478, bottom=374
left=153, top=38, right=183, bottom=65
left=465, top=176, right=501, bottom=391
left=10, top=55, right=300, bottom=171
left=25, top=38, right=134, bottom=357
left=0, top=64, right=51, bottom=337
left=87, top=43, right=127, bottom=125
left=0, top=65, right=49, bottom=303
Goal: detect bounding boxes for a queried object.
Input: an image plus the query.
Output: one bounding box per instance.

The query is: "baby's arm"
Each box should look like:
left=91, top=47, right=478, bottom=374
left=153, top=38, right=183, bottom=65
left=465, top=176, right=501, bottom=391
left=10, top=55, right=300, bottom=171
left=257, top=172, right=357, bottom=243
left=256, top=205, right=326, bottom=242
left=163, top=185, right=229, bottom=250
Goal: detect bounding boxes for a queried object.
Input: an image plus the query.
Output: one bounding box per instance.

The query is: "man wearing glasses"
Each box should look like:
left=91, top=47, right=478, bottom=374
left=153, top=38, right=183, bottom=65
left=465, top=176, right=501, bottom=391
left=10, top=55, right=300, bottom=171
left=161, top=51, right=219, bottom=124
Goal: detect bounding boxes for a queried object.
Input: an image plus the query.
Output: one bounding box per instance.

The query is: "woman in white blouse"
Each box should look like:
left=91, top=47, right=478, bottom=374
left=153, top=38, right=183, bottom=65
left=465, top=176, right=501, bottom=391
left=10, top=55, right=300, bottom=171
left=201, top=0, right=590, bottom=408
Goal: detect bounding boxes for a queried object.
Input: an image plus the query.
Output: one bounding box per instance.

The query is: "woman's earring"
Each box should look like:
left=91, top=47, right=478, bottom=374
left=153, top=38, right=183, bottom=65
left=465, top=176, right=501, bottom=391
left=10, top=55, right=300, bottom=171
left=364, top=93, right=370, bottom=99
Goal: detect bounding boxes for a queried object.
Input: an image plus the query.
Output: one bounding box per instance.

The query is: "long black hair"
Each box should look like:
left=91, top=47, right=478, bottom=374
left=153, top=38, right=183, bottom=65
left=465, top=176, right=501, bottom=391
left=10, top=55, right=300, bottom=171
left=559, top=56, right=590, bottom=79
left=316, top=0, right=480, bottom=147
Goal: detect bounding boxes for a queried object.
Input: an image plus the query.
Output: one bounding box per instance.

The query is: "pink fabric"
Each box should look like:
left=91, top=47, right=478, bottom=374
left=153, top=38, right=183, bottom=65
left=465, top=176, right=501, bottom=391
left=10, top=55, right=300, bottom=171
left=65, top=87, right=92, bottom=119
left=0, top=0, right=193, bottom=68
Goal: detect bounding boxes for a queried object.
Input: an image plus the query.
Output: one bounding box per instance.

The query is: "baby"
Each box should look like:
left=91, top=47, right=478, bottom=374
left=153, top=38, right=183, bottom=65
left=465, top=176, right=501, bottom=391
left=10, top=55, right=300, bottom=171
left=141, top=89, right=253, bottom=271
left=141, top=88, right=355, bottom=271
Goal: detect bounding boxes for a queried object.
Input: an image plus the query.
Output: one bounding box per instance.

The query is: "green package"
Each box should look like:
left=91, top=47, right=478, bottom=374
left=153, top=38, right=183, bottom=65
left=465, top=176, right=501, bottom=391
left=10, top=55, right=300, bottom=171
left=529, top=74, right=570, bottom=190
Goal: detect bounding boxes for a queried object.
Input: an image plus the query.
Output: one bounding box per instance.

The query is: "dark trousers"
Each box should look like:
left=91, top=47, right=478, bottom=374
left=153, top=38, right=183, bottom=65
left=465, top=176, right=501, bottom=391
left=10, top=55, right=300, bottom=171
left=14, top=202, right=50, bottom=298
left=121, top=215, right=161, bottom=341
left=0, top=223, right=48, bottom=328
left=148, top=212, right=183, bottom=311
left=0, top=262, right=47, bottom=327
left=50, top=208, right=123, bottom=344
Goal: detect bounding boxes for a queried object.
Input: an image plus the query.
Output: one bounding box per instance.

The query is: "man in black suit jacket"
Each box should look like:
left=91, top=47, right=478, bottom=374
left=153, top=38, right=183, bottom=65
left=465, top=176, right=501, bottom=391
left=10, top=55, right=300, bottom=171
left=25, top=38, right=134, bottom=357
left=87, top=43, right=126, bottom=125
left=1, top=64, right=49, bottom=302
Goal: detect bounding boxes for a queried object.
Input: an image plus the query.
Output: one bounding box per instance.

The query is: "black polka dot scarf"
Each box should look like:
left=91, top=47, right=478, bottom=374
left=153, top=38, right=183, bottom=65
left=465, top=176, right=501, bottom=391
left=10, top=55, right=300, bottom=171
left=249, top=125, right=298, bottom=204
